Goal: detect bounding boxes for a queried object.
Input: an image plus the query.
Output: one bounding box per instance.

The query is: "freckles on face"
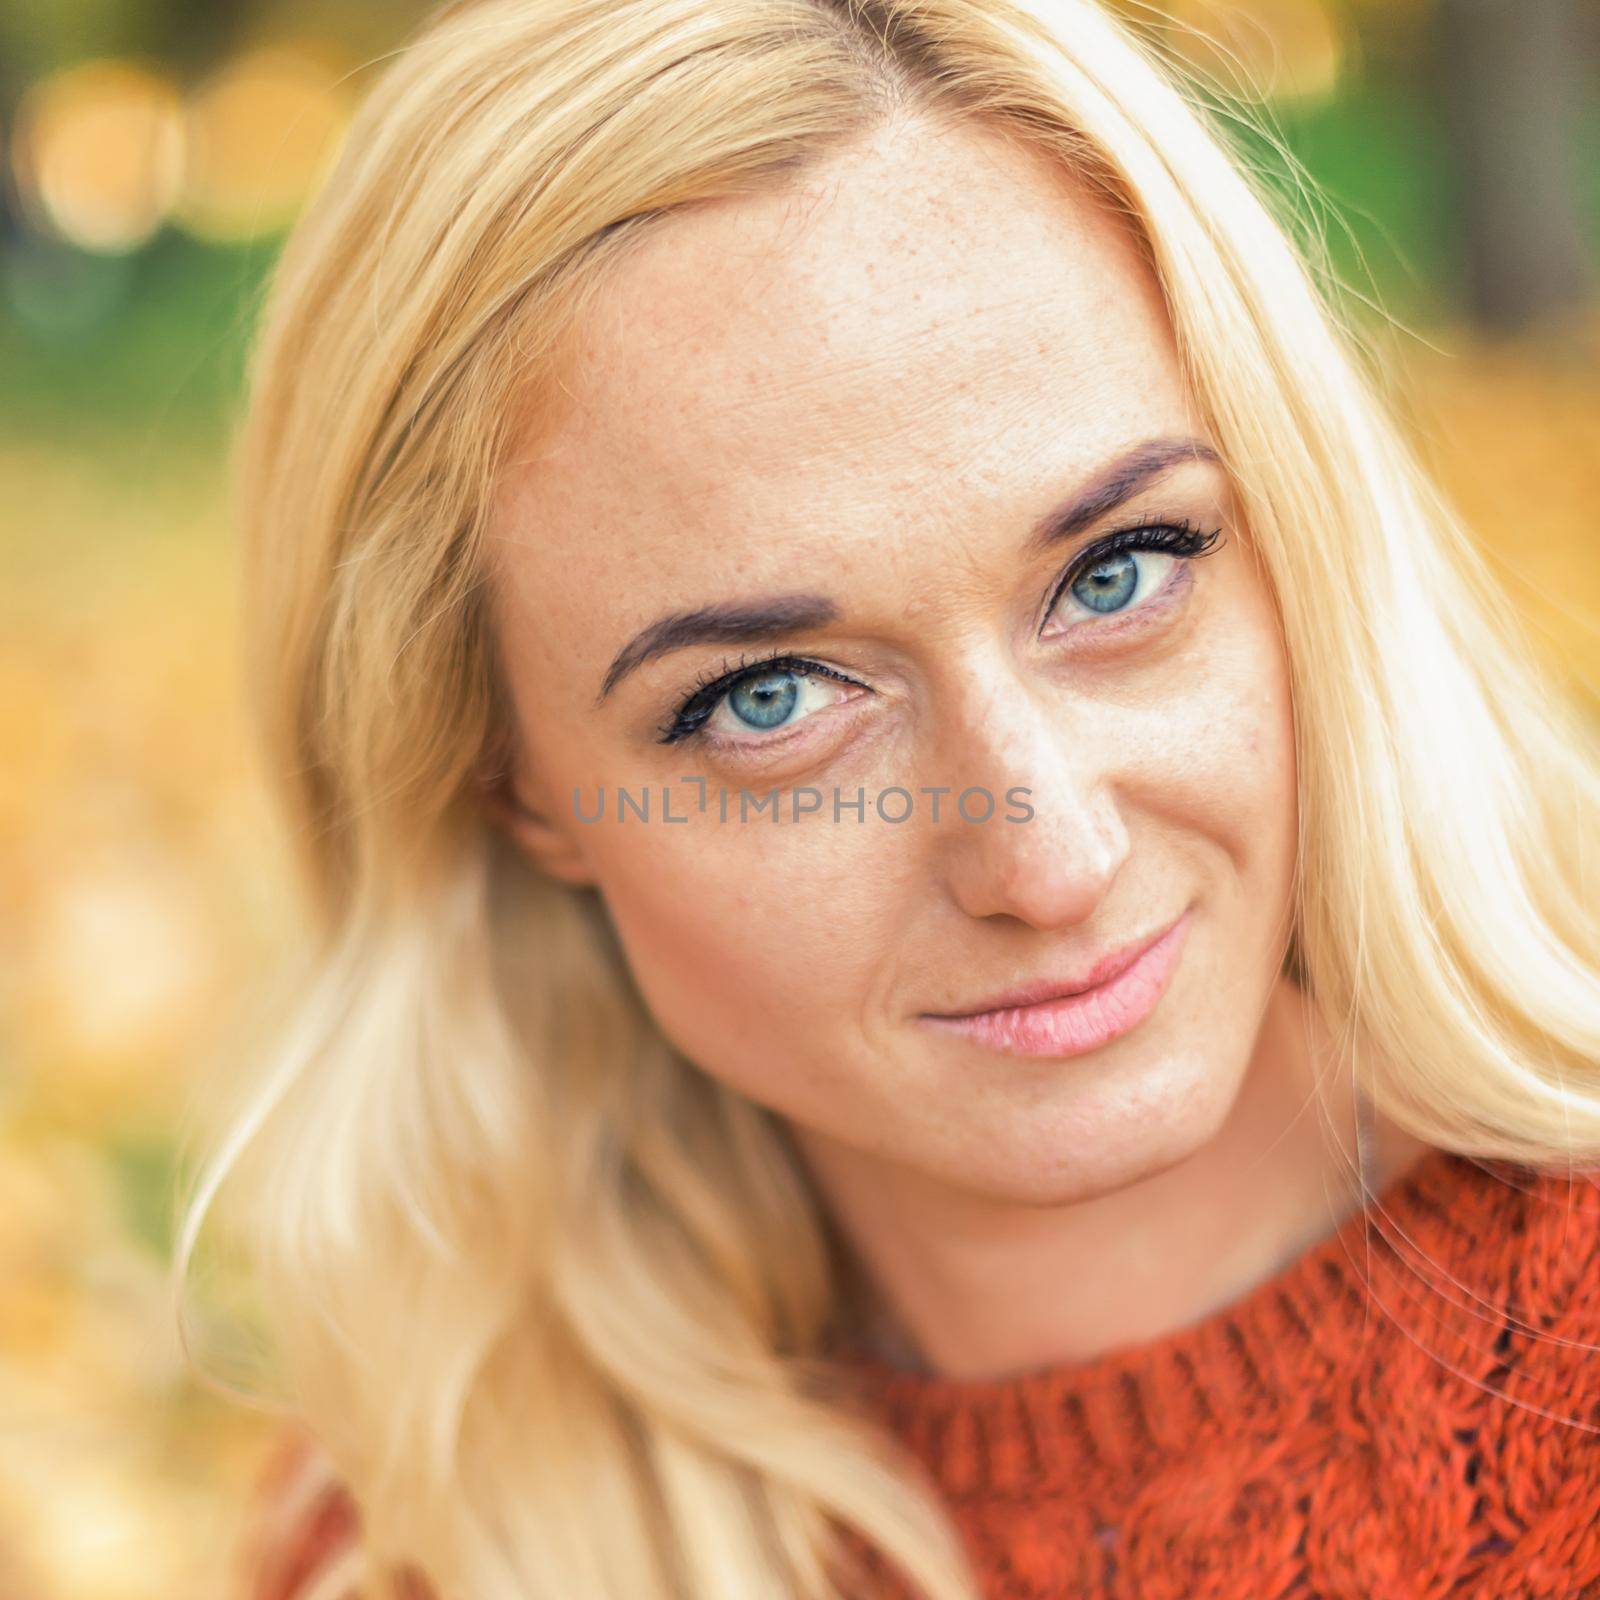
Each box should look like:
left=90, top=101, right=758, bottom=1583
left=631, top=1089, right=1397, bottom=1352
left=486, top=117, right=1300, bottom=1189
left=595, top=805, right=913, bottom=1079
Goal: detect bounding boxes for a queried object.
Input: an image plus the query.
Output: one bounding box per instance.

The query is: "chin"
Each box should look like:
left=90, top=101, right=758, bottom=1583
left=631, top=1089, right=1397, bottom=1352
left=939, top=1040, right=1243, bottom=1206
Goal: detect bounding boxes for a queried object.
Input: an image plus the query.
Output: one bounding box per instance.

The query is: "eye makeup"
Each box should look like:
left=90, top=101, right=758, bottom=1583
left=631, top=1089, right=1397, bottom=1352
left=652, top=514, right=1226, bottom=752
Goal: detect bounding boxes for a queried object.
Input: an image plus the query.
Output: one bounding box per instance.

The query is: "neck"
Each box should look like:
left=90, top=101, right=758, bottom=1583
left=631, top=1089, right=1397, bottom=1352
left=807, top=978, right=1437, bottom=1381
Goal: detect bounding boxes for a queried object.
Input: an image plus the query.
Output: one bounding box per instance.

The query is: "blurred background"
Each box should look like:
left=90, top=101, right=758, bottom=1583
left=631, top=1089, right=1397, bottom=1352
left=0, top=0, right=1596, bottom=1595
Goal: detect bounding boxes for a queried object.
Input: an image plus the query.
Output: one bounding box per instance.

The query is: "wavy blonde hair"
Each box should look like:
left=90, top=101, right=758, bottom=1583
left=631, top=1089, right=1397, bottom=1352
left=173, top=1, right=1600, bottom=1597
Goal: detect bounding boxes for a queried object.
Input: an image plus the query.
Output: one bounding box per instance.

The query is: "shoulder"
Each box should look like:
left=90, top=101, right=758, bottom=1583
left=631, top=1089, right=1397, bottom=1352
left=1429, top=1154, right=1600, bottom=1397
left=1497, top=1157, right=1600, bottom=1401
left=234, top=1426, right=375, bottom=1600
left=1474, top=1158, right=1600, bottom=1543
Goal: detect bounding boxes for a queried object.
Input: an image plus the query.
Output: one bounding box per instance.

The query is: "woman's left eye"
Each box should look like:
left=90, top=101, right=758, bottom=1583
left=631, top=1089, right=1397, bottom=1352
left=1047, top=546, right=1179, bottom=628
left=1044, top=524, right=1221, bottom=634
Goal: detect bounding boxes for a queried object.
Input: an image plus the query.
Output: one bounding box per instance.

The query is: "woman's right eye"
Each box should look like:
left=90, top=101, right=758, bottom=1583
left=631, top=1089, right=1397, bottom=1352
left=657, top=658, right=866, bottom=749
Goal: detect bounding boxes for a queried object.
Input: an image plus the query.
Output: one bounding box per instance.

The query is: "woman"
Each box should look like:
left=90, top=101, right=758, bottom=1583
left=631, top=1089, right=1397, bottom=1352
left=178, top=0, right=1600, bottom=1597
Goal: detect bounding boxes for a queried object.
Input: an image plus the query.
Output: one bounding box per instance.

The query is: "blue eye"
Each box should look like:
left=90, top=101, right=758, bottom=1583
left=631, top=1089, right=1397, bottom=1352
left=657, top=655, right=865, bottom=746
left=1045, top=520, right=1223, bottom=631
left=1057, top=547, right=1171, bottom=620
left=1070, top=550, right=1143, bottom=613
left=727, top=668, right=800, bottom=730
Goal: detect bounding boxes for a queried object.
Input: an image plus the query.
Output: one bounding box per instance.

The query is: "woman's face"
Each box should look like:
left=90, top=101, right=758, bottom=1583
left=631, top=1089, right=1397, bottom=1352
left=485, top=116, right=1298, bottom=1208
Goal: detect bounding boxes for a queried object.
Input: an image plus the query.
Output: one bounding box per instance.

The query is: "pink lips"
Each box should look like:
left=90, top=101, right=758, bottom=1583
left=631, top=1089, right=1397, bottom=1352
left=920, top=909, right=1192, bottom=1059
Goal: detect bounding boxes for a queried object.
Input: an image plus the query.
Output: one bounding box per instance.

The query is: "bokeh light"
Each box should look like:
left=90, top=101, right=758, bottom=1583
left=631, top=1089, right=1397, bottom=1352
left=1154, top=0, right=1352, bottom=103
left=7, top=44, right=352, bottom=256
left=176, top=44, right=351, bottom=243
left=11, top=60, right=186, bottom=253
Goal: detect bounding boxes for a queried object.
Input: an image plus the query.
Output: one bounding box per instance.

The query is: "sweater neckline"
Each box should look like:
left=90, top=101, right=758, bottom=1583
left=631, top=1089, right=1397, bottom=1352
left=828, top=1143, right=1510, bottom=1498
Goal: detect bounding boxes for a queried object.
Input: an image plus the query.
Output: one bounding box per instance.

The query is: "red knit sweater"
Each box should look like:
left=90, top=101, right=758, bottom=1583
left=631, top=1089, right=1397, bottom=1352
left=238, top=1144, right=1600, bottom=1599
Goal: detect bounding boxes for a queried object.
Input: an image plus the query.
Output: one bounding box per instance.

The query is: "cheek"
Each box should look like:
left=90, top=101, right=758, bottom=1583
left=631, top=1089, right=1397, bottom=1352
left=1198, top=644, right=1296, bottom=839
left=1188, top=607, right=1299, bottom=908
left=1231, top=621, right=1298, bottom=844
left=586, top=818, right=900, bottom=1091
left=1116, top=591, right=1297, bottom=882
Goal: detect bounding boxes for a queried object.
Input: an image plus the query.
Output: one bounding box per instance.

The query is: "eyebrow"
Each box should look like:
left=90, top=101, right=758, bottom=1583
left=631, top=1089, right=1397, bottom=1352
left=594, top=433, right=1222, bottom=704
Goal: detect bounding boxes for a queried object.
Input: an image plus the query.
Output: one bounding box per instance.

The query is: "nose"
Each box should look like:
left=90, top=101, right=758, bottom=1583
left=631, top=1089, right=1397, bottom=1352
left=931, top=672, right=1131, bottom=930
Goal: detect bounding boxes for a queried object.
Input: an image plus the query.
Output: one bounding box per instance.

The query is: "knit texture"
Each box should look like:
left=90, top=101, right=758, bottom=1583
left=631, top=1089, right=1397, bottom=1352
left=239, top=1144, right=1600, bottom=1600
left=827, top=1144, right=1600, bottom=1599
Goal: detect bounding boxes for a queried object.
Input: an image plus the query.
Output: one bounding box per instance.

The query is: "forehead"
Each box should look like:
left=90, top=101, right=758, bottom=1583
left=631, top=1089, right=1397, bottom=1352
left=492, top=117, right=1198, bottom=611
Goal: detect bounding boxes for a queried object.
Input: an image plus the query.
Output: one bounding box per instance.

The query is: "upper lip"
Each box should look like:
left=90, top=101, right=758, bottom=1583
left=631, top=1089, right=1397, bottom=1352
left=923, top=910, right=1186, bottom=1018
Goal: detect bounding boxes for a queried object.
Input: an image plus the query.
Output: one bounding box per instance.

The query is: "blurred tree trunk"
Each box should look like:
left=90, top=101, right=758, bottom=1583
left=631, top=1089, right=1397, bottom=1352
left=151, top=0, right=250, bottom=79
left=0, top=38, right=31, bottom=248
left=1436, top=0, right=1594, bottom=331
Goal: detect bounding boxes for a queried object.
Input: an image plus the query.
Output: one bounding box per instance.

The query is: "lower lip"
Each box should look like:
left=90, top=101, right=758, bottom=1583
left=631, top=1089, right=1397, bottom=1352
left=920, top=910, right=1192, bottom=1059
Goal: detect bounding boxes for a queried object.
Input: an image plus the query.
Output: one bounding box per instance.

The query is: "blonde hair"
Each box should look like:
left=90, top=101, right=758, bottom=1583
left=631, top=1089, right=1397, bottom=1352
left=173, top=2, right=1600, bottom=1598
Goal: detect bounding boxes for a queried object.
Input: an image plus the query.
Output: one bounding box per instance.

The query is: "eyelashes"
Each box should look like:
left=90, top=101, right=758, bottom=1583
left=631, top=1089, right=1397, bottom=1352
left=654, top=517, right=1225, bottom=748
left=1036, top=516, right=1221, bottom=633
left=654, top=652, right=862, bottom=746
